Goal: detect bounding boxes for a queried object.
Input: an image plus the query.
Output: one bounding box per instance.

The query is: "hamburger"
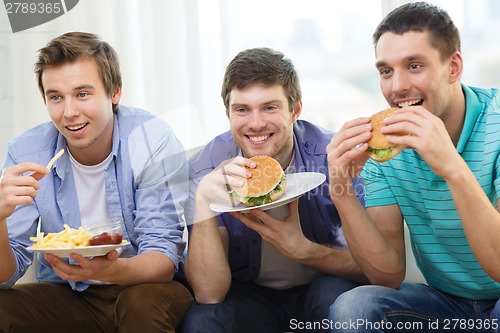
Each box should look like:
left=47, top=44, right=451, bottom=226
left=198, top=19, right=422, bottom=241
left=230, top=155, right=286, bottom=207
left=366, top=107, right=407, bottom=162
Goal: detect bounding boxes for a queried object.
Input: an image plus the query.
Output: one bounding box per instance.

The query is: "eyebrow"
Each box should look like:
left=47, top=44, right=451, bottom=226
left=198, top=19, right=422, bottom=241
left=230, top=99, right=284, bottom=109
left=45, top=84, right=95, bottom=96
left=376, top=54, right=426, bottom=68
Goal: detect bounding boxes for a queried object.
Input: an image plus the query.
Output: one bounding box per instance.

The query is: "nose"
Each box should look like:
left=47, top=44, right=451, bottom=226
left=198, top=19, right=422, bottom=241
left=248, top=110, right=267, bottom=129
left=390, top=69, right=410, bottom=95
left=63, top=98, right=79, bottom=118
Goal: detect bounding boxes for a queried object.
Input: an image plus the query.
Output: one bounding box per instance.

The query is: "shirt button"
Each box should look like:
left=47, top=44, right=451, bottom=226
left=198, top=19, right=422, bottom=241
left=431, top=182, right=439, bottom=188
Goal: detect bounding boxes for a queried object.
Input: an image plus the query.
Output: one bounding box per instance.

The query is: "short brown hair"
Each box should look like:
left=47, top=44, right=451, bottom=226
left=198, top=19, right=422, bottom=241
left=35, top=32, right=122, bottom=112
left=373, top=2, right=461, bottom=61
left=221, top=48, right=301, bottom=112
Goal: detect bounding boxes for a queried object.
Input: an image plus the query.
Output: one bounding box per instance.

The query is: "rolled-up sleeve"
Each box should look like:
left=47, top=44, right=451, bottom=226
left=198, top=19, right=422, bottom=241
left=1, top=151, right=40, bottom=289
left=127, top=118, right=189, bottom=269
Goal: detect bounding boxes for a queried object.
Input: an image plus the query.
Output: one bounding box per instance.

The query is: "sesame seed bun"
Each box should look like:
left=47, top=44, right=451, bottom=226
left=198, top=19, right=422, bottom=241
left=230, top=155, right=286, bottom=206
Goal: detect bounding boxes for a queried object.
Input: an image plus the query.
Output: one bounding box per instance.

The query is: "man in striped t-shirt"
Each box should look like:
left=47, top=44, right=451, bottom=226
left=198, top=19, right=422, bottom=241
left=327, top=2, right=500, bottom=332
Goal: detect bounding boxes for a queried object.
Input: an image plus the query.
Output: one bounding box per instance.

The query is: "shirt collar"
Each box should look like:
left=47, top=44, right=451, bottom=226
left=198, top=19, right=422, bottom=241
left=456, top=84, right=481, bottom=153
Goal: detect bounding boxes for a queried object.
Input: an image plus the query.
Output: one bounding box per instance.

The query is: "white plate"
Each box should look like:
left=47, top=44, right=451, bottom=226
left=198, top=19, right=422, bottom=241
left=27, top=242, right=129, bottom=258
left=210, top=172, right=326, bottom=213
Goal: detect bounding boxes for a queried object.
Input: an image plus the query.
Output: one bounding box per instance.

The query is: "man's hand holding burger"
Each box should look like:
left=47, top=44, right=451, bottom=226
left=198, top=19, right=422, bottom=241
left=326, top=117, right=372, bottom=200
left=366, top=107, right=407, bottom=162
left=194, top=156, right=256, bottom=223
left=380, top=105, right=462, bottom=178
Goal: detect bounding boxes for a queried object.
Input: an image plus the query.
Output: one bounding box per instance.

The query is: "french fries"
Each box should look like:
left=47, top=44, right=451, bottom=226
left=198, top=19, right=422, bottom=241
left=30, top=224, right=91, bottom=249
left=46, top=149, right=65, bottom=169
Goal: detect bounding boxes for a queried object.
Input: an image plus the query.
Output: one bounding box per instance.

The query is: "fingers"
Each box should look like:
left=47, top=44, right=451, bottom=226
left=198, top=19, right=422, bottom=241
left=47, top=252, right=117, bottom=282
left=1, top=165, right=46, bottom=195
left=6, top=185, right=38, bottom=200
left=106, top=249, right=120, bottom=261
left=381, top=110, right=418, bottom=138
left=0, top=164, right=49, bottom=218
left=327, top=117, right=371, bottom=159
left=1, top=163, right=49, bottom=188
left=46, top=254, right=84, bottom=281
left=382, top=105, right=433, bottom=129
left=30, top=171, right=50, bottom=181
left=236, top=156, right=257, bottom=169
left=381, top=106, right=444, bottom=148
left=219, top=164, right=250, bottom=188
left=217, top=156, right=255, bottom=172
left=7, top=162, right=49, bottom=178
left=327, top=118, right=372, bottom=172
left=334, top=117, right=371, bottom=145
left=231, top=210, right=267, bottom=234
left=204, top=157, right=256, bottom=201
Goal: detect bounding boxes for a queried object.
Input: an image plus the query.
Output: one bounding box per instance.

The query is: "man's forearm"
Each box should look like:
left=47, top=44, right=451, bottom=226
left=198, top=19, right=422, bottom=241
left=184, top=220, right=231, bottom=303
left=0, top=220, right=18, bottom=283
left=107, top=251, right=175, bottom=285
left=331, top=193, right=405, bottom=288
left=446, top=160, right=500, bottom=281
left=294, top=240, right=368, bottom=284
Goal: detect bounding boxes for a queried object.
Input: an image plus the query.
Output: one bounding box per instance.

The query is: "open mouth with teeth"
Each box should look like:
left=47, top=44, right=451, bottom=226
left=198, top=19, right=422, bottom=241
left=398, top=99, right=423, bottom=108
left=247, top=134, right=273, bottom=143
left=66, top=123, right=88, bottom=132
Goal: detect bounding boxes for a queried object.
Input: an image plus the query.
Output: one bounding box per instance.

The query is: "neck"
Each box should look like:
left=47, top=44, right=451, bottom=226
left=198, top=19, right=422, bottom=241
left=275, top=141, right=295, bottom=170
left=445, top=85, right=466, bottom=146
left=68, top=118, right=114, bottom=166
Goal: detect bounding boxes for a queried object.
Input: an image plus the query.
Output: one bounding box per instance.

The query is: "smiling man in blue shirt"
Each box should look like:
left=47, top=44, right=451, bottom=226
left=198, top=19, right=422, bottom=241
left=0, top=32, right=192, bottom=333
left=180, top=48, right=366, bottom=333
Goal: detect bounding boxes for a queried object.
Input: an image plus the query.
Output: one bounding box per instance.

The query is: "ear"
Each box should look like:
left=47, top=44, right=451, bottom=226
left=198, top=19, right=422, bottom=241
left=449, top=51, right=463, bottom=84
left=111, top=86, right=122, bottom=104
left=291, top=100, right=302, bottom=122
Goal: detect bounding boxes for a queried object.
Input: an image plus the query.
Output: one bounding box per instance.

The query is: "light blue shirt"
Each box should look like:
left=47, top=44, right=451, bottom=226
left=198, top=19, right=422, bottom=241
left=1, top=105, right=189, bottom=289
left=362, top=85, right=500, bottom=300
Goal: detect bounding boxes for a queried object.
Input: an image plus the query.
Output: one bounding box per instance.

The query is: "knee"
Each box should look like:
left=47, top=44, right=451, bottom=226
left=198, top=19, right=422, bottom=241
left=180, top=302, right=235, bottom=333
left=492, top=299, right=500, bottom=323
left=304, top=276, right=358, bottom=323
left=116, top=284, right=168, bottom=316
left=329, top=285, right=389, bottom=323
left=116, top=283, right=193, bottom=330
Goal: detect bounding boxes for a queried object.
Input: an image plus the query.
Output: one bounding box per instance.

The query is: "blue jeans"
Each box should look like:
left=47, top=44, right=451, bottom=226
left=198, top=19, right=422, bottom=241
left=179, top=275, right=359, bottom=333
left=329, top=283, right=500, bottom=332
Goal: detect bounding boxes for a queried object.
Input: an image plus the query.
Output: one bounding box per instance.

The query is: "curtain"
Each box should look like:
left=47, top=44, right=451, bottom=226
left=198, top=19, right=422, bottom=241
left=0, top=0, right=222, bottom=162
left=2, top=0, right=500, bottom=164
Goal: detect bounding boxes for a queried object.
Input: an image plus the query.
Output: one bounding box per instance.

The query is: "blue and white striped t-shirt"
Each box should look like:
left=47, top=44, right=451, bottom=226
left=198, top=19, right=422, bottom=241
left=362, top=85, right=500, bottom=300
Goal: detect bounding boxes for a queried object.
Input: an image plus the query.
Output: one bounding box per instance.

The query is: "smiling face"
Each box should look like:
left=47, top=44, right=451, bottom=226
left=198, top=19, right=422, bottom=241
left=228, top=84, right=301, bottom=168
left=375, top=31, right=462, bottom=122
left=42, top=58, right=121, bottom=165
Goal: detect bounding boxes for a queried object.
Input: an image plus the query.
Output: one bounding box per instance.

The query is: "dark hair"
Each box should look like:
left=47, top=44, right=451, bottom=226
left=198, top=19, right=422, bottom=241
left=35, top=32, right=122, bottom=112
left=373, top=2, right=461, bottom=60
left=221, top=47, right=301, bottom=112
